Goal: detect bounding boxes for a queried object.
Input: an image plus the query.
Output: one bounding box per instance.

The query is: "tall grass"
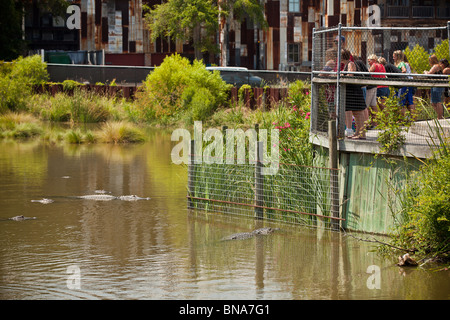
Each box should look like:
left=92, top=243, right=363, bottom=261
left=29, top=89, right=111, bottom=123
left=387, top=105, right=450, bottom=257
left=96, top=121, right=146, bottom=144
left=0, top=112, right=43, bottom=139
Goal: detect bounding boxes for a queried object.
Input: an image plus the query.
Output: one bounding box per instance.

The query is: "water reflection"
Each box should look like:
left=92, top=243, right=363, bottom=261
left=0, top=133, right=448, bottom=300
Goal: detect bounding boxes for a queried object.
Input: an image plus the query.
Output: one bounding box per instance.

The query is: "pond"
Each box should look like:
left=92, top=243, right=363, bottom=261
left=0, top=130, right=448, bottom=300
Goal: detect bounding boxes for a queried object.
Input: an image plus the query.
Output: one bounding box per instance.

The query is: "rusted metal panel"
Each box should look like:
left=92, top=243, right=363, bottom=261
left=81, top=12, right=87, bottom=38
left=95, top=0, right=101, bottom=25
left=266, top=1, right=280, bottom=28
left=101, top=17, right=108, bottom=43
left=123, top=26, right=129, bottom=52
left=293, top=16, right=302, bottom=43
left=129, top=41, right=136, bottom=53
left=108, top=10, right=123, bottom=53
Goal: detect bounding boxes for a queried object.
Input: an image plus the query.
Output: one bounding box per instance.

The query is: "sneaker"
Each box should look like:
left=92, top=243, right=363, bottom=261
left=345, top=128, right=355, bottom=137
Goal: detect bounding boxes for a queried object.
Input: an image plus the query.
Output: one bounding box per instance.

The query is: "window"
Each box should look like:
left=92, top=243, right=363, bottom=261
left=288, top=43, right=300, bottom=63
left=289, top=0, right=300, bottom=12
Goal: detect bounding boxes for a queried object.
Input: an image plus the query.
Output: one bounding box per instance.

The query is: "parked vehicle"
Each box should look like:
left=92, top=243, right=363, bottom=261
left=206, top=66, right=263, bottom=87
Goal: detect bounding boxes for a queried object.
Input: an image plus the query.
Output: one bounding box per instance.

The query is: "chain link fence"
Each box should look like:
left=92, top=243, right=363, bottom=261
left=187, top=141, right=342, bottom=230
left=311, top=24, right=450, bottom=146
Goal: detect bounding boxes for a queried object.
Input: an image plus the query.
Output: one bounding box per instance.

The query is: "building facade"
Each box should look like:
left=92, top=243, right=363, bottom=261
left=24, top=0, right=450, bottom=68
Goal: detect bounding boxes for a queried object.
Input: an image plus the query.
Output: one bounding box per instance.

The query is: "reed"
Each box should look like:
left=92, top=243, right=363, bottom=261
left=0, top=112, right=43, bottom=139
left=96, top=121, right=146, bottom=144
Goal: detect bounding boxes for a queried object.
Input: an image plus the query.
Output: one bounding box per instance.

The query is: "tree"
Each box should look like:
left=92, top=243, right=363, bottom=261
left=0, top=0, right=25, bottom=60
left=144, top=0, right=219, bottom=60
left=144, top=0, right=267, bottom=64
left=218, top=0, right=267, bottom=66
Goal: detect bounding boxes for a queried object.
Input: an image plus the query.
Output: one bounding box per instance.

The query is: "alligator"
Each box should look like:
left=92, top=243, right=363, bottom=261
left=75, top=194, right=151, bottom=201
left=31, top=198, right=54, bottom=204
left=221, top=227, right=280, bottom=241
left=9, top=215, right=37, bottom=221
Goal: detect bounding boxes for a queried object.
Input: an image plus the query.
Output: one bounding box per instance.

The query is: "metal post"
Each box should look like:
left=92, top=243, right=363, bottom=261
left=336, top=23, right=343, bottom=139
left=447, top=21, right=450, bottom=59
left=328, top=120, right=340, bottom=231
left=255, top=141, right=264, bottom=219
left=188, top=139, right=195, bottom=209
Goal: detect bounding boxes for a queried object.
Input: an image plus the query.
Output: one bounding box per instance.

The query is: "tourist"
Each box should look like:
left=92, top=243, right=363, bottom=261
left=393, top=50, right=415, bottom=115
left=439, top=58, right=450, bottom=107
left=424, top=54, right=444, bottom=119
left=341, top=49, right=367, bottom=139
left=367, top=54, right=388, bottom=125
left=378, top=57, right=402, bottom=79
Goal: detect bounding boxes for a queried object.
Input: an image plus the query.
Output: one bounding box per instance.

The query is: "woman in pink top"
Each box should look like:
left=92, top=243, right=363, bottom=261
left=367, top=54, right=389, bottom=125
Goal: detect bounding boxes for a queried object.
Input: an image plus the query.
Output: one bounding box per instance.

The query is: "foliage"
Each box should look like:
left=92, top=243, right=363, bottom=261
left=144, top=0, right=267, bottom=60
left=97, top=121, right=146, bottom=144
left=138, top=54, right=231, bottom=124
left=404, top=44, right=430, bottom=74
left=30, top=89, right=111, bottom=123
left=433, top=39, right=450, bottom=62
left=0, top=55, right=48, bottom=112
left=0, top=112, right=43, bottom=139
left=271, top=82, right=312, bottom=166
left=391, top=147, right=450, bottom=256
left=0, top=0, right=25, bottom=60
left=144, top=0, right=219, bottom=58
left=230, top=0, right=267, bottom=28
left=369, top=91, right=413, bottom=155
left=238, top=84, right=252, bottom=103
left=62, top=80, right=83, bottom=92
left=404, top=40, right=450, bottom=75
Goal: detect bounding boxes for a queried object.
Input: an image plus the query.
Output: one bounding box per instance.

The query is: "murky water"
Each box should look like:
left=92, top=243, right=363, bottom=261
left=0, top=130, right=448, bottom=300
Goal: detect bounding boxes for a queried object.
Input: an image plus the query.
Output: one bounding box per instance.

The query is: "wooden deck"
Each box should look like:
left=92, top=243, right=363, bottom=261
left=311, top=119, right=450, bottom=159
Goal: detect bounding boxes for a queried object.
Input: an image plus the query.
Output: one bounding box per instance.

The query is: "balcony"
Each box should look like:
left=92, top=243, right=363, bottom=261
left=412, top=6, right=434, bottom=18
left=437, top=6, right=450, bottom=19
left=385, top=5, right=450, bottom=19
left=386, top=6, right=409, bottom=18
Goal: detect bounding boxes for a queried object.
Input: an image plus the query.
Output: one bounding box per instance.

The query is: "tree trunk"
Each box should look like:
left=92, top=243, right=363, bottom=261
left=193, top=24, right=202, bottom=61
left=218, top=1, right=227, bottom=66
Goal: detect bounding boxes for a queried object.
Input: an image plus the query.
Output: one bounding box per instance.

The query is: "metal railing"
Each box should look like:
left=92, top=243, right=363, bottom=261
left=311, top=23, right=450, bottom=148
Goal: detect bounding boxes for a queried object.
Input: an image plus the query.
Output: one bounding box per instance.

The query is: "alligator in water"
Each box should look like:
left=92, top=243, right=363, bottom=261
left=9, top=215, right=37, bottom=221
left=75, top=194, right=151, bottom=201
left=221, top=227, right=280, bottom=241
left=31, top=198, right=54, bottom=204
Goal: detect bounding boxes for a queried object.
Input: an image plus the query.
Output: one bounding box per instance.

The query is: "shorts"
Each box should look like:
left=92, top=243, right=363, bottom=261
left=431, top=87, right=444, bottom=103
left=376, top=87, right=390, bottom=99
left=365, top=87, right=377, bottom=107
left=398, top=87, right=414, bottom=106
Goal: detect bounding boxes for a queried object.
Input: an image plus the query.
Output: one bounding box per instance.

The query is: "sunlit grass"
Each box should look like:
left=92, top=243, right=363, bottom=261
left=96, top=121, right=146, bottom=144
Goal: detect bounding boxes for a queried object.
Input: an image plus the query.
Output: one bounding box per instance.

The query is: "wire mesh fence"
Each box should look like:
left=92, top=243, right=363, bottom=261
left=187, top=148, right=342, bottom=230
left=311, top=24, right=450, bottom=145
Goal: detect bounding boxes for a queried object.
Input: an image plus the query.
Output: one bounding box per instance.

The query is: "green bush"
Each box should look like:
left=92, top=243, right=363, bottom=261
left=62, top=79, right=83, bottom=92
left=404, top=44, right=430, bottom=74
left=138, top=54, right=231, bottom=121
left=185, top=87, right=216, bottom=122
left=0, top=55, right=48, bottom=112
left=393, top=148, right=450, bottom=255
left=369, top=91, right=413, bottom=155
left=434, top=39, right=450, bottom=62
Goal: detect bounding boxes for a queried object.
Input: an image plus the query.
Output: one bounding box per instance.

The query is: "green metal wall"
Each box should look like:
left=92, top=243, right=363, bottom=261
left=314, top=147, right=421, bottom=234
